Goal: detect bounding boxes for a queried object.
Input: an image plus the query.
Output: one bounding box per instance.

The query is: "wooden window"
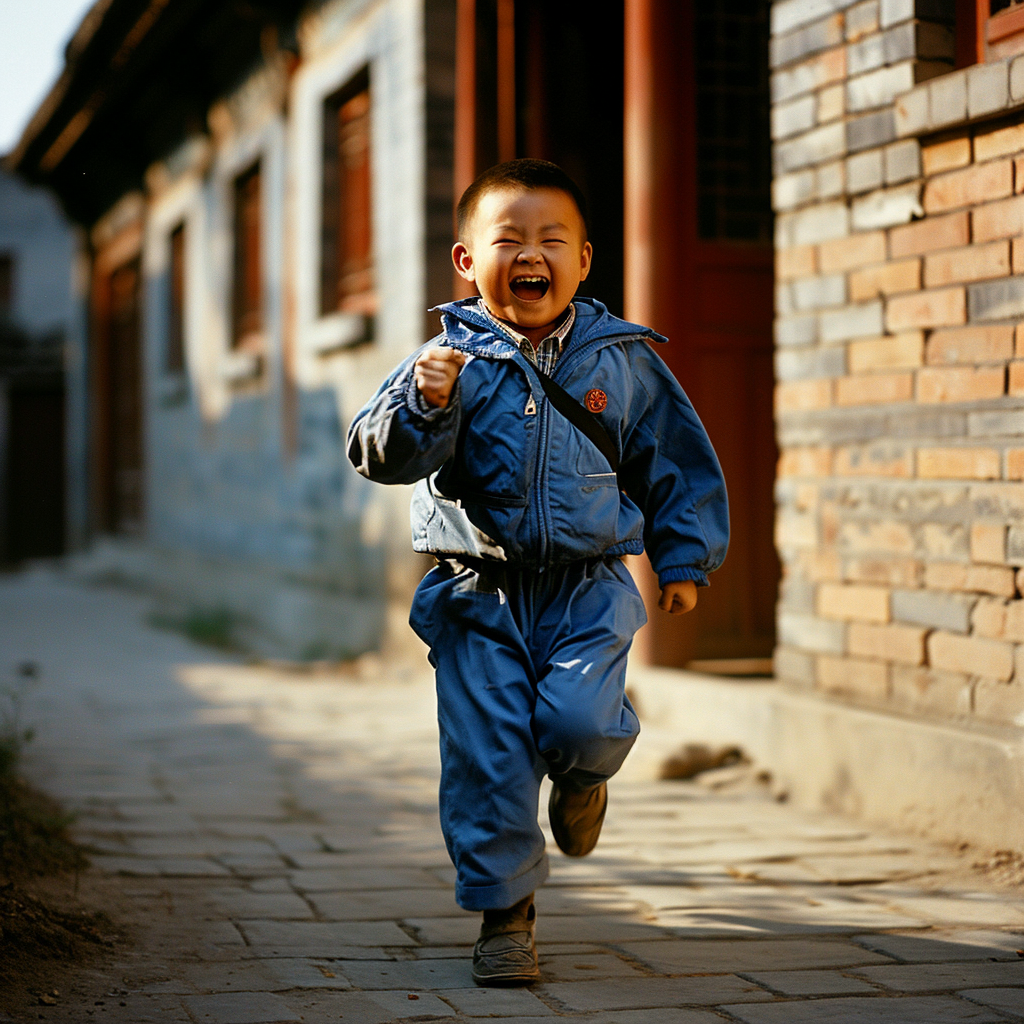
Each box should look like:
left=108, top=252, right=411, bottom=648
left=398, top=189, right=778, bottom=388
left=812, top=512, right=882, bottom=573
left=232, top=162, right=262, bottom=349
left=0, top=253, right=13, bottom=315
left=321, top=70, right=375, bottom=316
left=958, top=0, right=1024, bottom=63
left=167, top=223, right=186, bottom=373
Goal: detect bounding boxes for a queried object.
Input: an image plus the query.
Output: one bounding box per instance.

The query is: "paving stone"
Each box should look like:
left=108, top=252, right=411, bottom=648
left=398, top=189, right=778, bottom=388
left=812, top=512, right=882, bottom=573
left=364, top=990, right=457, bottom=1019
left=724, top=995, right=1006, bottom=1023
left=211, top=891, right=314, bottom=920
left=181, top=992, right=301, bottom=1023
left=436, top=985, right=555, bottom=1016
left=959, top=987, right=1024, bottom=1015
left=742, top=969, right=878, bottom=995
left=338, top=958, right=473, bottom=990
left=237, top=920, right=416, bottom=950
left=308, top=888, right=471, bottom=921
left=854, top=930, right=1024, bottom=962
left=854, top=960, right=1024, bottom=991
left=289, top=867, right=443, bottom=890
left=541, top=974, right=772, bottom=1010
left=540, top=953, right=649, bottom=980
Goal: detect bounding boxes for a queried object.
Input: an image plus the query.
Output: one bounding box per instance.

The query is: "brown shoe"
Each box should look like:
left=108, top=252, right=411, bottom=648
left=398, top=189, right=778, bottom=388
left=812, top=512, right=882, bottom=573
left=548, top=780, right=607, bottom=857
left=471, top=896, right=539, bottom=986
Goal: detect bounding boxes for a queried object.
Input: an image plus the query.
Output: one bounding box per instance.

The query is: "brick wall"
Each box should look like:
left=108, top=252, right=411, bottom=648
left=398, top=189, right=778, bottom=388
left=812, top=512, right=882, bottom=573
left=772, top=0, right=1024, bottom=729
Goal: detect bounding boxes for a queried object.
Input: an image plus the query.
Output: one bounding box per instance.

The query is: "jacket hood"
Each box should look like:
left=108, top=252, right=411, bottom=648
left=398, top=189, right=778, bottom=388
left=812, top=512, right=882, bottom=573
left=431, top=297, right=668, bottom=357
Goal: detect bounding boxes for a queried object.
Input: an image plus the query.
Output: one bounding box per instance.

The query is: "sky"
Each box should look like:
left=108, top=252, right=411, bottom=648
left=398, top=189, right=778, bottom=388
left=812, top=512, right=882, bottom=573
left=0, top=0, right=97, bottom=156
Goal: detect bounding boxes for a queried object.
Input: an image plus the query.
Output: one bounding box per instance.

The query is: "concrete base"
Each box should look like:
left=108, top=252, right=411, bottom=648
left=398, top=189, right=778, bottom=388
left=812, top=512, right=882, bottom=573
left=63, top=538, right=389, bottom=662
left=626, top=665, right=1024, bottom=854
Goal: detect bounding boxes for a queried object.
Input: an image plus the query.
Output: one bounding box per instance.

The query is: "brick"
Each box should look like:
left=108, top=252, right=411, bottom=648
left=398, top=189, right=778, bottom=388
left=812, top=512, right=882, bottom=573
left=973, top=522, right=1008, bottom=564
left=776, top=379, right=833, bottom=413
left=924, top=241, right=1010, bottom=288
left=819, top=83, right=846, bottom=124
left=972, top=194, right=1024, bottom=242
left=1013, top=237, right=1024, bottom=275
left=969, top=276, right=1024, bottom=322
left=847, top=62, right=916, bottom=113
left=847, top=109, right=897, bottom=153
left=773, top=169, right=816, bottom=211
left=850, top=258, right=920, bottom=301
left=971, top=481, right=1024, bottom=522
left=917, top=366, right=1005, bottom=403
left=776, top=244, right=817, bottom=281
left=973, top=596, right=1024, bottom=640
left=772, top=94, right=818, bottom=140
left=839, top=519, right=916, bottom=554
left=776, top=122, right=848, bottom=173
left=923, top=160, right=1013, bottom=215
left=847, top=149, right=884, bottom=194
left=776, top=345, right=846, bottom=380
left=848, top=621, right=927, bottom=664
left=968, top=409, right=1024, bottom=436
left=833, top=442, right=914, bottom=477
left=1009, top=362, right=1024, bottom=396
left=885, top=138, right=921, bottom=184
left=771, top=45, right=848, bottom=103
left=819, top=230, right=886, bottom=272
left=848, top=32, right=887, bottom=77
left=835, top=372, right=913, bottom=405
left=891, top=588, right=973, bottom=633
left=846, top=556, right=920, bottom=586
left=992, top=598, right=1024, bottom=642
left=928, top=630, right=1014, bottom=680
left=776, top=313, right=818, bottom=346
left=891, top=665, right=972, bottom=716
left=975, top=676, right=1024, bottom=725
left=921, top=137, right=971, bottom=177
left=794, top=274, right=846, bottom=309
left=890, top=211, right=969, bottom=258
left=817, top=582, right=891, bottom=622
left=1016, top=324, right=1024, bottom=359
left=848, top=331, right=924, bottom=372
left=1013, top=53, right=1024, bottom=102
left=968, top=563, right=1017, bottom=596
left=778, top=446, right=832, bottom=477
left=816, top=654, right=889, bottom=698
left=788, top=200, right=850, bottom=245
left=929, top=70, right=968, bottom=129
left=778, top=612, right=846, bottom=654
left=886, top=287, right=965, bottom=331
left=974, top=122, right=1024, bottom=163
left=817, top=159, right=846, bottom=197
left=968, top=61, right=1010, bottom=119
left=772, top=2, right=846, bottom=38
left=774, top=645, right=816, bottom=687
left=851, top=182, right=923, bottom=229
left=886, top=20, right=955, bottom=63
left=1007, top=446, right=1024, bottom=477
left=894, top=84, right=929, bottom=137
left=777, top=510, right=818, bottom=547
left=846, top=0, right=880, bottom=41
left=925, top=324, right=1015, bottom=365
left=820, top=301, right=885, bottom=342
left=771, top=13, right=846, bottom=68
left=917, top=447, right=1000, bottom=479
left=922, top=521, right=969, bottom=560
left=1007, top=524, right=1024, bottom=564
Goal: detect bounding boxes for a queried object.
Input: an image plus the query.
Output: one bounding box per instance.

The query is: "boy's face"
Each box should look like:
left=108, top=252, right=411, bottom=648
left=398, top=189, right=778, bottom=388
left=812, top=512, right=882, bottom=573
left=452, top=187, right=592, bottom=343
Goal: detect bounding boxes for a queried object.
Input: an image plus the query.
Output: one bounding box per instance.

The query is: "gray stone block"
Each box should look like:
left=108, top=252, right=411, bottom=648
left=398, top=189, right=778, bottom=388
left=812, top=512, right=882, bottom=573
left=819, top=301, right=885, bottom=342
left=968, top=61, right=1009, bottom=119
left=771, top=14, right=845, bottom=68
left=791, top=199, right=850, bottom=245
left=778, top=612, right=846, bottom=654
left=775, top=314, right=819, bottom=347
left=968, top=410, right=1024, bottom=437
left=776, top=344, right=847, bottom=380
left=847, top=148, right=885, bottom=194
left=847, top=62, right=916, bottom=113
left=969, top=277, right=1024, bottom=322
left=892, top=589, right=973, bottom=633
left=846, top=1, right=881, bottom=41
left=895, top=84, right=930, bottom=137
left=885, top=138, right=921, bottom=183
left=851, top=182, right=923, bottom=230
left=1007, top=525, right=1024, bottom=565
left=794, top=274, right=847, bottom=310
left=817, top=160, right=846, bottom=198
left=773, top=95, right=818, bottom=140
left=777, top=281, right=797, bottom=316
left=773, top=169, right=816, bottom=211
left=848, top=32, right=887, bottom=77
left=929, top=70, right=967, bottom=129
left=880, top=0, right=957, bottom=27
left=847, top=109, right=897, bottom=153
left=776, top=122, right=847, bottom=173
left=1011, top=55, right=1024, bottom=103
left=772, top=0, right=859, bottom=37
left=887, top=408, right=966, bottom=439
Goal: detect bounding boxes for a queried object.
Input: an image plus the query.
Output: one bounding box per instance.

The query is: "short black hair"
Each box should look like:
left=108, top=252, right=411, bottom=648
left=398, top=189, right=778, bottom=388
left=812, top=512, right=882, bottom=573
left=456, top=158, right=589, bottom=241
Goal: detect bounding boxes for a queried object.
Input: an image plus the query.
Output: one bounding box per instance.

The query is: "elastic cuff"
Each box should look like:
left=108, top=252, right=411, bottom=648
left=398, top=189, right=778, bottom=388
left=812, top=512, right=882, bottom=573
left=657, top=565, right=710, bottom=588
left=455, top=852, right=549, bottom=912
left=404, top=374, right=459, bottom=422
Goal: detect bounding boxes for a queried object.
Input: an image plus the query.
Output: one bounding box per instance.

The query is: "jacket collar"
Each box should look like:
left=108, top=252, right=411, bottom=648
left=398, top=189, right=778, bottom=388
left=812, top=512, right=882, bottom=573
left=432, top=296, right=667, bottom=357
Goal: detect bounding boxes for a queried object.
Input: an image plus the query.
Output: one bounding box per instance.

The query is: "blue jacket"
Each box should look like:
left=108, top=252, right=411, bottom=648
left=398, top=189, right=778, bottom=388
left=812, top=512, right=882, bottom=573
left=346, top=298, right=728, bottom=588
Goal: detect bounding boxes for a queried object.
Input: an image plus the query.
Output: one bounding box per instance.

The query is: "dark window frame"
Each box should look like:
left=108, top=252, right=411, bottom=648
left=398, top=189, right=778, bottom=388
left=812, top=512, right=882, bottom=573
left=231, top=160, right=263, bottom=351
left=0, top=252, right=14, bottom=315
left=166, top=222, right=186, bottom=373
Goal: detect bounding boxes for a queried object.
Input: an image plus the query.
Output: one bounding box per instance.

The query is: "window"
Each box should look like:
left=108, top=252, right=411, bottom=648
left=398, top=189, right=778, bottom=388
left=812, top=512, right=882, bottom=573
left=167, top=223, right=186, bottom=373
left=232, top=162, right=262, bottom=349
left=320, top=70, right=374, bottom=316
left=959, top=0, right=1024, bottom=63
left=0, top=253, right=13, bottom=315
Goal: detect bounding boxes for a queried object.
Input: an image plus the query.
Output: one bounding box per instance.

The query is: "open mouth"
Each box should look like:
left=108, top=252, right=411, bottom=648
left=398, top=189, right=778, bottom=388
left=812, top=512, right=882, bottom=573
left=510, top=276, right=550, bottom=301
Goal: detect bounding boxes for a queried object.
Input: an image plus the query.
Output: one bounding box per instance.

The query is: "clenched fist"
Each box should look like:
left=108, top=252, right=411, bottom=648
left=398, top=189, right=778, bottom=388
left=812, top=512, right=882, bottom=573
left=659, top=579, right=698, bottom=616
left=414, top=346, right=466, bottom=409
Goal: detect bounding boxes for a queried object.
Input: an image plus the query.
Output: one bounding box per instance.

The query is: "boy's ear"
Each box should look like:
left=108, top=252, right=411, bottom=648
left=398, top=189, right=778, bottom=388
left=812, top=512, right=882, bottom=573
left=452, top=242, right=476, bottom=283
left=579, top=241, right=593, bottom=282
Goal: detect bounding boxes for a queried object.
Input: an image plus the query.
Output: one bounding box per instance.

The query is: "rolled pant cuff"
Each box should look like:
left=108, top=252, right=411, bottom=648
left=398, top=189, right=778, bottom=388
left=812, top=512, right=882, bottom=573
left=455, top=853, right=550, bottom=912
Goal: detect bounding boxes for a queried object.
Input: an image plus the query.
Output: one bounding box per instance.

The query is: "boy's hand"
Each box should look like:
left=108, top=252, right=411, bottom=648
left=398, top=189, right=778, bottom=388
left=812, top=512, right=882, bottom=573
left=414, top=346, right=466, bottom=409
left=659, top=579, right=697, bottom=615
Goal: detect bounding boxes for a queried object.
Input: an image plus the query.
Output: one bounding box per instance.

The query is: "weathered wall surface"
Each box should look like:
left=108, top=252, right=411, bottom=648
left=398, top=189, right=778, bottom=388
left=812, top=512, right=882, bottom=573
left=771, top=0, right=1024, bottom=736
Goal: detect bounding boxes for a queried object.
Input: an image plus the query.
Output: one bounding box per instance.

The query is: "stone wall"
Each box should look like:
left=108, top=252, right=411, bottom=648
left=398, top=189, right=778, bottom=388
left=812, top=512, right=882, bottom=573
left=771, top=0, right=1024, bottom=731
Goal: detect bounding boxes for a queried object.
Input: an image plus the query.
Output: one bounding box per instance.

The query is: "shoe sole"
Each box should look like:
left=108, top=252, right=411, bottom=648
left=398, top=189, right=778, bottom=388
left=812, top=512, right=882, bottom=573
left=471, top=968, right=540, bottom=986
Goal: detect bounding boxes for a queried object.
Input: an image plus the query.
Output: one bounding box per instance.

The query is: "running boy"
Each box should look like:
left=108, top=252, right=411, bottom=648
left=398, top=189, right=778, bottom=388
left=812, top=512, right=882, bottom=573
left=347, top=159, right=728, bottom=985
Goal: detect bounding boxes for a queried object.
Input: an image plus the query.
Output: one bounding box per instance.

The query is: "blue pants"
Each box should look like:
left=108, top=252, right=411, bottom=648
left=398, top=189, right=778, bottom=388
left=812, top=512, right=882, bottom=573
left=410, top=557, right=646, bottom=911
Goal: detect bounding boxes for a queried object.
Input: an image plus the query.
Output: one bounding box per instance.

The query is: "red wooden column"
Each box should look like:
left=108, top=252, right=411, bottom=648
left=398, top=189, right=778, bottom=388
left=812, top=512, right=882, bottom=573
left=454, top=0, right=478, bottom=297
left=497, top=0, right=516, bottom=163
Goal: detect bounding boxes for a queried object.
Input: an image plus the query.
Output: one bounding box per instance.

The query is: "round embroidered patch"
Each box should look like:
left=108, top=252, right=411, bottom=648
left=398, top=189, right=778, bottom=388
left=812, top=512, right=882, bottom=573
left=585, top=388, right=608, bottom=414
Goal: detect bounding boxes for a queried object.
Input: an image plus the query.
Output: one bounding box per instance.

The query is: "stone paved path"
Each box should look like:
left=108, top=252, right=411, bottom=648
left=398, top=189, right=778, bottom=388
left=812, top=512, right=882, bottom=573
left=4, top=573, right=1024, bottom=1023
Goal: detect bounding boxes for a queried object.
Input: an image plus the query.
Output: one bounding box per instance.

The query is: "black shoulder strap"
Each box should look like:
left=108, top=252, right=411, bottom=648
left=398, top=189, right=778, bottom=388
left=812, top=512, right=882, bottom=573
left=532, top=367, right=620, bottom=473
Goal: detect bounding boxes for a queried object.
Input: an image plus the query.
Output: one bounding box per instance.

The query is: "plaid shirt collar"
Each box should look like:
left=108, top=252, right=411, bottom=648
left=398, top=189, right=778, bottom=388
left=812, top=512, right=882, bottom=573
left=475, top=299, right=576, bottom=376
